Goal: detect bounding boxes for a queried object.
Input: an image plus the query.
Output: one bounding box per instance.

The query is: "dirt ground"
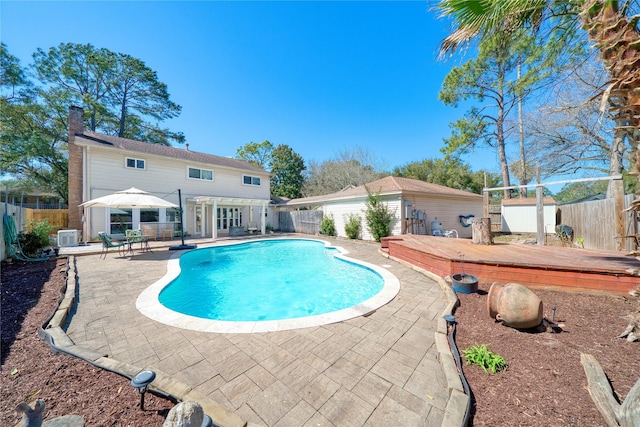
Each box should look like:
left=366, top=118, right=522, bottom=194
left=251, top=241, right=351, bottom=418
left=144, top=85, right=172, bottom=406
left=454, top=283, right=640, bottom=426
left=2, top=255, right=639, bottom=426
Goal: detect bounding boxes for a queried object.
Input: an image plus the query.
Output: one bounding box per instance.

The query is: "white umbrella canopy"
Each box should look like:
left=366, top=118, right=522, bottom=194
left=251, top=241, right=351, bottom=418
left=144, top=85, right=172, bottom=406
left=80, top=187, right=178, bottom=209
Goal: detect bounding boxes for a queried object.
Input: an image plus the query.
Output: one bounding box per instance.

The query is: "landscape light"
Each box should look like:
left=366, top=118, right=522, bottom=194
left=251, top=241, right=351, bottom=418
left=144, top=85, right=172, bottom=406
left=130, top=370, right=156, bottom=410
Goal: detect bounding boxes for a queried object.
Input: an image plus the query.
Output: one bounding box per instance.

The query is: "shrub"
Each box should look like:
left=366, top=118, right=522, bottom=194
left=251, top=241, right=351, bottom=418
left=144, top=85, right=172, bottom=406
left=364, top=189, right=394, bottom=242
left=320, top=214, right=336, bottom=236
left=344, top=213, right=361, bottom=239
left=462, top=344, right=508, bottom=375
left=19, top=219, right=54, bottom=256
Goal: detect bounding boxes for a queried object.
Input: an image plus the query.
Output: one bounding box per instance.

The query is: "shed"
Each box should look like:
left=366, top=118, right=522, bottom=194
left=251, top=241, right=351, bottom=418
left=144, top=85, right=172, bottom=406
left=501, top=197, right=557, bottom=234
left=282, top=176, right=483, bottom=241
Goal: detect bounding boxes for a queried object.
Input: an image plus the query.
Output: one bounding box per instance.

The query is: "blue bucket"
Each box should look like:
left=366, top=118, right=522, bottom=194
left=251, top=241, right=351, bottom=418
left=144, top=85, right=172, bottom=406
left=452, top=273, right=478, bottom=294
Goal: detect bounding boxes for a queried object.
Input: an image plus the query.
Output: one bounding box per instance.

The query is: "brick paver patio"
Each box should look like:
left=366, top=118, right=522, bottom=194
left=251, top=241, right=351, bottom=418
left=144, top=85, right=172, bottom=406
left=65, top=235, right=449, bottom=426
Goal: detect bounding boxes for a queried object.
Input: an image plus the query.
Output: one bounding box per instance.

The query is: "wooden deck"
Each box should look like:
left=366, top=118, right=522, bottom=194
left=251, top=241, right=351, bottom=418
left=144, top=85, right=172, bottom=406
left=383, top=235, right=640, bottom=296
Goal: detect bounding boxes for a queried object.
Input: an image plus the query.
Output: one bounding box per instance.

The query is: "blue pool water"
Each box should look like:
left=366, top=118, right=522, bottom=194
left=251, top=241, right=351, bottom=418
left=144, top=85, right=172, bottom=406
left=158, top=239, right=384, bottom=322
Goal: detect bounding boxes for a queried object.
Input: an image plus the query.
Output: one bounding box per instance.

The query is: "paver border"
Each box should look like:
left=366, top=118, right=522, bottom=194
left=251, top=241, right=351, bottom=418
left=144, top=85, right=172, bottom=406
left=379, top=249, right=469, bottom=427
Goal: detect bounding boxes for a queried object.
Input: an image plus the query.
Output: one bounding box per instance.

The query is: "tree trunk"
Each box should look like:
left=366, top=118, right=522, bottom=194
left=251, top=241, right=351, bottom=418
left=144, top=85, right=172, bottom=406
left=497, top=94, right=511, bottom=199
left=517, top=58, right=528, bottom=198
left=580, top=0, right=640, bottom=193
left=472, top=218, right=493, bottom=245
left=607, top=124, right=627, bottom=198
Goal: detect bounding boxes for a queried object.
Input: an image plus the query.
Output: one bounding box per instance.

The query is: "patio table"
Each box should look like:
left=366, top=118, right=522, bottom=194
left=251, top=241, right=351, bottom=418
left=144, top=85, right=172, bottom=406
left=125, top=230, right=152, bottom=255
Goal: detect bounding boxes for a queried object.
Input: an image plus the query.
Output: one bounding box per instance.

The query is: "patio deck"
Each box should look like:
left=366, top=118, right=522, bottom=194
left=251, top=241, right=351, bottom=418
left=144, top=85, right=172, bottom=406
left=383, top=235, right=640, bottom=296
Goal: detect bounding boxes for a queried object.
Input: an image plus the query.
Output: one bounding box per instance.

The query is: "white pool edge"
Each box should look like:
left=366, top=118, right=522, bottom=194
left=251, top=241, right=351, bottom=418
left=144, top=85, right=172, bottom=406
left=135, top=238, right=400, bottom=333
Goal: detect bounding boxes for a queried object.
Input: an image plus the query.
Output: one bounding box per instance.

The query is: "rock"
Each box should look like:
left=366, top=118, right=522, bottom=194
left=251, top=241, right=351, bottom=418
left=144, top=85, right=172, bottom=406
left=15, top=400, right=45, bottom=427
left=43, top=415, right=84, bottom=427
left=163, top=401, right=204, bottom=427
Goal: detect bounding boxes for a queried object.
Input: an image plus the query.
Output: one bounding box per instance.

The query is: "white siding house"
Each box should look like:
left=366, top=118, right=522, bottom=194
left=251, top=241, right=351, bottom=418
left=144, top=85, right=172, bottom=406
left=68, top=108, right=272, bottom=241
left=501, top=197, right=557, bottom=233
left=281, top=176, right=483, bottom=241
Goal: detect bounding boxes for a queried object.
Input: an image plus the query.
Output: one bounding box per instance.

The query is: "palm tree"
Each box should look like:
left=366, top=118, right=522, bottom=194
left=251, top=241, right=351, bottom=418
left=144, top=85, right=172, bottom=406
left=437, top=0, right=640, bottom=182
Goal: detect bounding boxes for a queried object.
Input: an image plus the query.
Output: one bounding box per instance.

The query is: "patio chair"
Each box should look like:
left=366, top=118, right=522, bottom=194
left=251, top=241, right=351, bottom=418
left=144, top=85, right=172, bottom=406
left=430, top=218, right=458, bottom=238
left=141, top=225, right=157, bottom=241
left=97, top=232, right=127, bottom=259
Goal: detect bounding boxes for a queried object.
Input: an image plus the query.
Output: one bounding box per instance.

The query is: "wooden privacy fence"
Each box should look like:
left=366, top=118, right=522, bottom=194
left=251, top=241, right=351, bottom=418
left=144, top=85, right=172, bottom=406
left=488, top=204, right=502, bottom=232
left=557, top=194, right=637, bottom=251
left=1, top=206, right=69, bottom=261
left=279, top=210, right=323, bottom=235
left=25, top=209, right=69, bottom=234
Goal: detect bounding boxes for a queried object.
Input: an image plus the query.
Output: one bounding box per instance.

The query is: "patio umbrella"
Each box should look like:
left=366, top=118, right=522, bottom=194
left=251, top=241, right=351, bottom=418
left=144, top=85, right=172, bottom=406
left=80, top=187, right=177, bottom=209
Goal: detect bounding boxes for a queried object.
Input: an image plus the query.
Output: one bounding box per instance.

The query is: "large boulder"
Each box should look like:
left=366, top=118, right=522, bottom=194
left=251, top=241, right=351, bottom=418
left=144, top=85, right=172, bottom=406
left=163, top=401, right=204, bottom=427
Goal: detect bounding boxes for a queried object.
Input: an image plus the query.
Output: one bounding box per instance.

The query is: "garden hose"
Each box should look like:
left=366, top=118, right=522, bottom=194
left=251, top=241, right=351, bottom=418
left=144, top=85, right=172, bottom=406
left=3, top=213, right=47, bottom=262
left=444, top=314, right=472, bottom=427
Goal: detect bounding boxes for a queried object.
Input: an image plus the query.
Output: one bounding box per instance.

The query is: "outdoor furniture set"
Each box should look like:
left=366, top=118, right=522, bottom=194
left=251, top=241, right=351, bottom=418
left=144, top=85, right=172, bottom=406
left=97, top=230, right=152, bottom=259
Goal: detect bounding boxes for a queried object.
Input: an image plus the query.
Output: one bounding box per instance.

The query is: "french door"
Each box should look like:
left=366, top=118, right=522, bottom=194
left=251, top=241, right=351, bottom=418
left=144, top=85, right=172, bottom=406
left=217, top=207, right=242, bottom=230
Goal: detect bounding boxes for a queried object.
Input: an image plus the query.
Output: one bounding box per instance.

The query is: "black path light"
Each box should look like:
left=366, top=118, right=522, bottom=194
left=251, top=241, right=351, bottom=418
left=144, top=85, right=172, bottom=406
left=131, top=370, right=156, bottom=410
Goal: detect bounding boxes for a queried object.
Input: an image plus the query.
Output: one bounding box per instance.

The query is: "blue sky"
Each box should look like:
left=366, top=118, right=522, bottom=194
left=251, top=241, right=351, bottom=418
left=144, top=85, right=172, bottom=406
left=2, top=1, right=501, bottom=174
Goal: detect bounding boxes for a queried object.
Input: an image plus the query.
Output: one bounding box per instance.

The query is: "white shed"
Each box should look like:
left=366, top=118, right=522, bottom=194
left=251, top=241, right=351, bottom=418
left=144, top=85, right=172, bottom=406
left=282, top=176, right=483, bottom=241
left=501, top=197, right=557, bottom=234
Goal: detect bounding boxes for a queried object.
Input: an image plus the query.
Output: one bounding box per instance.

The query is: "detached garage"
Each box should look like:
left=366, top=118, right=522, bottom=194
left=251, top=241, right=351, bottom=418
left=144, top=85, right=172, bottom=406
left=280, top=176, right=483, bottom=241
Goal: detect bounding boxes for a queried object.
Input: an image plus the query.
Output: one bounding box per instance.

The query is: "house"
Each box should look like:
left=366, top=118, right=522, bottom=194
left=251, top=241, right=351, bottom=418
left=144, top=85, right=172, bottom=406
left=0, top=187, right=67, bottom=210
left=501, top=197, right=557, bottom=234
left=280, top=176, right=483, bottom=240
left=67, top=106, right=273, bottom=241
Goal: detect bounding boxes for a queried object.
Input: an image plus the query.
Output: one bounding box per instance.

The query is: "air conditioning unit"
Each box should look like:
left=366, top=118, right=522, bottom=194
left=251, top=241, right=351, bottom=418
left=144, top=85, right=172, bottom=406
left=57, top=230, right=78, bottom=247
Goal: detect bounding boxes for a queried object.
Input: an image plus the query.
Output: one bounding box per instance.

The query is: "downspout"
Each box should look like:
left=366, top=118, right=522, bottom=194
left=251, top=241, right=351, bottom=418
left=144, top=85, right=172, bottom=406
left=82, top=146, right=90, bottom=244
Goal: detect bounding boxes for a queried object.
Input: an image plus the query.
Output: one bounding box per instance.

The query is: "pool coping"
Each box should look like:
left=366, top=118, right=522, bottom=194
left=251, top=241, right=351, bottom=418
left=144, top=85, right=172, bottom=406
left=135, top=237, right=401, bottom=333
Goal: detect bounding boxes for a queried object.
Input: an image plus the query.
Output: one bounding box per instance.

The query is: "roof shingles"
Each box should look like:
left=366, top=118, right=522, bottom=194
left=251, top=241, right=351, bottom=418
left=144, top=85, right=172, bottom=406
left=285, top=176, right=481, bottom=206
left=74, top=131, right=267, bottom=174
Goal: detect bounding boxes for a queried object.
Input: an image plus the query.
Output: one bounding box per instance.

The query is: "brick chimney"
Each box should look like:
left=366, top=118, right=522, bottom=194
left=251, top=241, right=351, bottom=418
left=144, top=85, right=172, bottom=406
left=68, top=106, right=84, bottom=231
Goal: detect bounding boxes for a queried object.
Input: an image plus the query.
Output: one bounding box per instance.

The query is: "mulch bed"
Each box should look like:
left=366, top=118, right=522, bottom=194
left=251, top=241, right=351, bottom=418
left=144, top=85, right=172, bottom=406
left=1, top=258, right=174, bottom=426
left=454, top=282, right=640, bottom=426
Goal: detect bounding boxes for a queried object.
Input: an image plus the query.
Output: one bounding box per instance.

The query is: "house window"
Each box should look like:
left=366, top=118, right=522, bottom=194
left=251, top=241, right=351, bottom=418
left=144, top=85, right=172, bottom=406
left=188, top=167, right=213, bottom=181
left=243, top=175, right=261, bottom=186
left=109, top=208, right=132, bottom=235
left=126, top=157, right=145, bottom=169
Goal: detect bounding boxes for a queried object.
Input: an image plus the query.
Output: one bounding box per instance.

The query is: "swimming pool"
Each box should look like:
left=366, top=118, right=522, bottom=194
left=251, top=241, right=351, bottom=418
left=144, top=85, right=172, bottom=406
left=136, top=238, right=400, bottom=333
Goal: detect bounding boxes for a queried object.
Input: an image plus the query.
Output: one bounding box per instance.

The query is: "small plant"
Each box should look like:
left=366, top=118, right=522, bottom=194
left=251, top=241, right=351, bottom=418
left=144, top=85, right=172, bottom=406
left=320, top=214, right=336, bottom=236
left=19, top=219, right=54, bottom=256
left=576, top=237, right=584, bottom=248
left=462, top=344, right=508, bottom=375
left=344, top=213, right=361, bottom=239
